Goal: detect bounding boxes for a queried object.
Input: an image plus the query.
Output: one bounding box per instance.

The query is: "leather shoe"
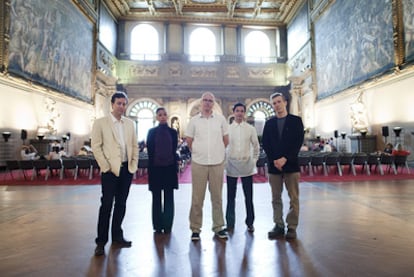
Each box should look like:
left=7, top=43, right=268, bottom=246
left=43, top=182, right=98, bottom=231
left=112, top=238, right=132, bottom=247
left=94, top=245, right=105, bottom=256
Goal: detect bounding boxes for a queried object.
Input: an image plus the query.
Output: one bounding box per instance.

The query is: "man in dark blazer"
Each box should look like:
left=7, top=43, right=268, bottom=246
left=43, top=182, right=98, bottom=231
left=262, top=92, right=304, bottom=240
left=91, top=91, right=139, bottom=256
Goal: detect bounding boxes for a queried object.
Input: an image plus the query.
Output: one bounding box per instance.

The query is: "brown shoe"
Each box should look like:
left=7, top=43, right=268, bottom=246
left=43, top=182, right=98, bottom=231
left=285, top=229, right=297, bottom=240
left=94, top=245, right=105, bottom=256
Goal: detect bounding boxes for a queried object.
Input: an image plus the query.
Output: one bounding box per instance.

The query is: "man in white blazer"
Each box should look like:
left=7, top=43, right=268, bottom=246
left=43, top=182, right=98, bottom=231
left=91, top=91, right=139, bottom=256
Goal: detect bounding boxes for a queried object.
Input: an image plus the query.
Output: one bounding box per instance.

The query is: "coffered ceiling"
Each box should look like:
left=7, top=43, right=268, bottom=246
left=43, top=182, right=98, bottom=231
left=105, top=0, right=305, bottom=26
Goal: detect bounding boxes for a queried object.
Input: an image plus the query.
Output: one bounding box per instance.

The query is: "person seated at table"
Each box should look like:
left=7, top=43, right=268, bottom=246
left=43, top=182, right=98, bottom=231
left=383, top=143, right=393, bottom=154
left=78, top=146, right=88, bottom=156
left=20, top=144, right=40, bottom=160
left=300, top=143, right=309, bottom=151
left=392, top=143, right=410, bottom=156
left=59, top=147, right=69, bottom=158
left=321, top=140, right=332, bottom=152
left=48, top=146, right=61, bottom=160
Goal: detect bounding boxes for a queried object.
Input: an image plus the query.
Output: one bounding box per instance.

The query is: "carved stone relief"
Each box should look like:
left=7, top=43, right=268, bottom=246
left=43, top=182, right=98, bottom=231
left=169, top=63, right=182, bottom=77
left=190, top=66, right=217, bottom=78
left=247, top=67, right=273, bottom=78
left=129, top=65, right=159, bottom=77
left=226, top=66, right=240, bottom=78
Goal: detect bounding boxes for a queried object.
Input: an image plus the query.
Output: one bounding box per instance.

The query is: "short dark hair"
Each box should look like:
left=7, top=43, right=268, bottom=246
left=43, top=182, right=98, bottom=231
left=232, top=102, right=246, bottom=112
left=270, top=92, right=286, bottom=102
left=156, top=107, right=166, bottom=114
left=111, top=91, right=128, bottom=104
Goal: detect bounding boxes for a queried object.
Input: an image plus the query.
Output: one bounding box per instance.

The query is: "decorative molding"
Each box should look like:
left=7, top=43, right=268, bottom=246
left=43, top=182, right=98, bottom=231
left=226, top=66, right=240, bottom=78
left=247, top=67, right=273, bottom=78
left=168, top=63, right=182, bottom=77
left=190, top=66, right=217, bottom=78
left=309, top=0, right=335, bottom=22
left=97, top=43, right=116, bottom=76
left=129, top=64, right=159, bottom=77
left=0, top=0, right=11, bottom=72
left=392, top=0, right=404, bottom=66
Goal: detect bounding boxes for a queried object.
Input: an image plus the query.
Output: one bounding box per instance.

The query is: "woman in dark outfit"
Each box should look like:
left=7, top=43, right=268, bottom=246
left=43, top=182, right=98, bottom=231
left=146, top=107, right=179, bottom=234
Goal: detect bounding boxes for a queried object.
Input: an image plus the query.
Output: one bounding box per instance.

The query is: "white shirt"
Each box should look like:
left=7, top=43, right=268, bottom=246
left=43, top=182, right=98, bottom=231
left=185, top=112, right=228, bottom=165
left=226, top=121, right=260, bottom=177
left=21, top=150, right=38, bottom=160
left=322, top=143, right=332, bottom=152
left=110, top=113, right=128, bottom=162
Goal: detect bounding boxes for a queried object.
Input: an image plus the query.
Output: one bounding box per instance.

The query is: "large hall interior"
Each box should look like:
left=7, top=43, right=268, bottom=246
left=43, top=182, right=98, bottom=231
left=1, top=0, right=414, bottom=276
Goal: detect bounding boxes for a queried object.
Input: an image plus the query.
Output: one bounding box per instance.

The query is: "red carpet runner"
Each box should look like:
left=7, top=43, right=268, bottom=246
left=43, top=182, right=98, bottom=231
left=1, top=163, right=413, bottom=186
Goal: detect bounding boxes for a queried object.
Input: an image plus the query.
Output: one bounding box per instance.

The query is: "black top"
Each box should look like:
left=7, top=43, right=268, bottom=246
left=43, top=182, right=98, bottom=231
left=146, top=124, right=179, bottom=191
left=262, top=114, right=304, bottom=174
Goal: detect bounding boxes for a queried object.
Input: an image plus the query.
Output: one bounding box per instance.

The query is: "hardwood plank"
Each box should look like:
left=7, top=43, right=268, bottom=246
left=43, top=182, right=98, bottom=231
left=1, top=180, right=414, bottom=276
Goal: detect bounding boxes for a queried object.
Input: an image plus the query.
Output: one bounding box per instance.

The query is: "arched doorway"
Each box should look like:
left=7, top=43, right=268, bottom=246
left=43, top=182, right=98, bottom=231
left=246, top=100, right=275, bottom=136
left=127, top=99, right=160, bottom=142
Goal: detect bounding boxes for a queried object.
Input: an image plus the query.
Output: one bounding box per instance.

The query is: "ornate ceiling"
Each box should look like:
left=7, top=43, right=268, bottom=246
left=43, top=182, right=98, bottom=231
left=104, top=0, right=305, bottom=26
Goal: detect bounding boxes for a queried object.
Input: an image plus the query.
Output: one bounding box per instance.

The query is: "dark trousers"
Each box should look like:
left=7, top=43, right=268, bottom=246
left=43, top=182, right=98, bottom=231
left=226, top=175, right=255, bottom=228
left=95, top=165, right=133, bottom=245
left=151, top=187, right=174, bottom=232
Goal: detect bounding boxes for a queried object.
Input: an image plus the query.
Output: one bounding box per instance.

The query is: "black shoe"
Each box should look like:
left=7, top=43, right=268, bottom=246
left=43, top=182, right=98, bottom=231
left=112, top=238, right=132, bottom=247
left=268, top=225, right=285, bottom=239
left=215, top=229, right=228, bottom=240
left=94, top=245, right=105, bottom=256
left=154, top=229, right=163, bottom=234
left=191, top=232, right=200, bottom=241
left=225, top=226, right=234, bottom=233
left=247, top=225, right=255, bottom=232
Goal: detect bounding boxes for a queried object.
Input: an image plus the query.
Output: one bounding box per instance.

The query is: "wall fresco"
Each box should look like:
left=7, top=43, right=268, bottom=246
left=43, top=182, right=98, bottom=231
left=7, top=0, right=93, bottom=102
left=314, top=0, right=394, bottom=99
left=403, top=0, right=414, bottom=62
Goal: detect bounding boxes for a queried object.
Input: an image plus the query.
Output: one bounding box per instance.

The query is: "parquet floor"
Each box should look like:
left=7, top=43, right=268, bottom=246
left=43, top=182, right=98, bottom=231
left=1, top=179, right=414, bottom=276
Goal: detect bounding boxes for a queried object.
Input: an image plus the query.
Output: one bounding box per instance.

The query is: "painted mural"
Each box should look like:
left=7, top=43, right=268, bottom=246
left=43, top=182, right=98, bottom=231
left=287, top=2, right=309, bottom=59
left=7, top=0, right=93, bottom=102
left=403, top=0, right=414, bottom=62
left=314, top=0, right=394, bottom=99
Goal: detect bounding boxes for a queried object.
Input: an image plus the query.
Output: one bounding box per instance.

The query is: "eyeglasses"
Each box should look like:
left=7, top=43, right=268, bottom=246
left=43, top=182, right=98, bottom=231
left=202, top=99, right=214, bottom=103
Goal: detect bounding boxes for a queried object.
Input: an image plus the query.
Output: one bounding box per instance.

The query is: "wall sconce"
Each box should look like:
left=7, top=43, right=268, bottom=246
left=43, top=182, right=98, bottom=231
left=360, top=129, right=367, bottom=137
left=2, top=131, right=11, bottom=142
left=341, top=132, right=346, bottom=139
left=393, top=127, right=402, bottom=137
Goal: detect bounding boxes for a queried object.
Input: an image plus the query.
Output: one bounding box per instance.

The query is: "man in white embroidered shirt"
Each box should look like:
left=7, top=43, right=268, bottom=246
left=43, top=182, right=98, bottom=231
left=225, top=103, right=260, bottom=233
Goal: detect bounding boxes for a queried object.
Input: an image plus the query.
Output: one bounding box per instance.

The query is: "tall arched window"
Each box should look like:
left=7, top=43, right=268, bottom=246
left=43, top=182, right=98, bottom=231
left=189, top=27, right=217, bottom=62
left=130, top=24, right=160, bottom=61
left=244, top=31, right=271, bottom=63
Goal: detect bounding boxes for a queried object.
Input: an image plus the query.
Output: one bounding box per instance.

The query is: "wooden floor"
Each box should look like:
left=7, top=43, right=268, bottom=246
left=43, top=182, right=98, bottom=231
left=1, top=179, right=414, bottom=277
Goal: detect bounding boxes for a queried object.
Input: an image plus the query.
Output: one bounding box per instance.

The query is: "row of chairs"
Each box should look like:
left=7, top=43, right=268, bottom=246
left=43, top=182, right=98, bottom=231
left=5, top=157, right=100, bottom=181
left=298, top=152, right=411, bottom=176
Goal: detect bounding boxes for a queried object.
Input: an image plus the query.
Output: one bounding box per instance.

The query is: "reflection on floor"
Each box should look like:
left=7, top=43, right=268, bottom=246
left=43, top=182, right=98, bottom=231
left=1, top=179, right=414, bottom=276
